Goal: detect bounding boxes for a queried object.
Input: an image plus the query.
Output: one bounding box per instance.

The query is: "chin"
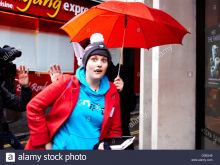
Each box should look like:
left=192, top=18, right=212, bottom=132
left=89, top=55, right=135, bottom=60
left=93, top=74, right=104, bottom=80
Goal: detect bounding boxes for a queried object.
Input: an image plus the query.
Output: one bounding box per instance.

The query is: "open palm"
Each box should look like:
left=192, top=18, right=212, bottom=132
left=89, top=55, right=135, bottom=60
left=17, top=65, right=29, bottom=86
left=48, top=64, right=62, bottom=82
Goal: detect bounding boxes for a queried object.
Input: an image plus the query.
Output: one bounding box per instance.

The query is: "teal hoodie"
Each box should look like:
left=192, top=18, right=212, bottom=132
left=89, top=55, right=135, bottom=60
left=52, top=67, right=110, bottom=150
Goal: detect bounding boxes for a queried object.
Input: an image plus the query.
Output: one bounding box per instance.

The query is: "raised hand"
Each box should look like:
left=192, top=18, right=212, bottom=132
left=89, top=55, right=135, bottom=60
left=48, top=64, right=62, bottom=82
left=17, top=65, right=29, bottom=86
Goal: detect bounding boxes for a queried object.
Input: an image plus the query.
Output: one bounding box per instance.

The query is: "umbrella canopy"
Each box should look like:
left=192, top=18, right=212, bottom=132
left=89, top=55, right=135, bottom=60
left=61, top=1, right=188, bottom=49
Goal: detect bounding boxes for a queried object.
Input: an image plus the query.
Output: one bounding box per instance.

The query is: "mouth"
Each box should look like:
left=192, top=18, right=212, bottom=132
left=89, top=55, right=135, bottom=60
left=94, top=69, right=103, bottom=73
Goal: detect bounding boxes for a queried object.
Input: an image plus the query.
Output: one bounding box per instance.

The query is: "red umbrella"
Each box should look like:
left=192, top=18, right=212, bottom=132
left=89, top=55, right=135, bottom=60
left=61, top=1, right=189, bottom=49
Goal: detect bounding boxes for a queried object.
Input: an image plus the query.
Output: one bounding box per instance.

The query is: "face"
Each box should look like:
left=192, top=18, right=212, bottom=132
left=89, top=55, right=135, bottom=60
left=85, top=55, right=108, bottom=81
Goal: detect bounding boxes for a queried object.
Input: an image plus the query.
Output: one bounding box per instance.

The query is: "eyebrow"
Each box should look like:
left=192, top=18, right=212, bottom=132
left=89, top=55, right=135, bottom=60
left=91, top=55, right=107, bottom=59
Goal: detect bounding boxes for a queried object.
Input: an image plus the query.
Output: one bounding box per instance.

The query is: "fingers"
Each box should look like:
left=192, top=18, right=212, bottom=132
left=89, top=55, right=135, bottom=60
left=53, top=64, right=61, bottom=73
left=49, top=64, right=61, bottom=75
left=17, top=65, right=29, bottom=86
left=17, top=65, right=29, bottom=74
left=114, top=75, right=121, bottom=82
left=114, top=76, right=124, bottom=85
left=113, top=76, right=124, bottom=92
left=49, top=64, right=62, bottom=83
left=98, top=142, right=104, bottom=150
left=114, top=81, right=122, bottom=89
left=45, top=142, right=52, bottom=150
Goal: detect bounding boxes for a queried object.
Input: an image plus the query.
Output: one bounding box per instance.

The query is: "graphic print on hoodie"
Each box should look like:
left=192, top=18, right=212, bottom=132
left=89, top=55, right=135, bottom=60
left=52, top=67, right=110, bottom=150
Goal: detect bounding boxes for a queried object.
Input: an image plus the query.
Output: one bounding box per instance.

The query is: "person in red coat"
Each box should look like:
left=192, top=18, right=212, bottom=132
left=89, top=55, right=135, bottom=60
left=25, top=42, right=122, bottom=150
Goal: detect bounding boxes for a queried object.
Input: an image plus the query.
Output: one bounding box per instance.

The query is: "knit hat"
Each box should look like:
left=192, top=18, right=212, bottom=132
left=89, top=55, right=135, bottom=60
left=82, top=41, right=111, bottom=68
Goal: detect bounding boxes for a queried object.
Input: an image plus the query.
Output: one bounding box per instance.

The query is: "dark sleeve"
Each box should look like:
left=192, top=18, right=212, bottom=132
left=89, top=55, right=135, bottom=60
left=119, top=65, right=136, bottom=113
left=106, top=61, right=118, bottom=81
left=107, top=63, right=136, bottom=112
left=1, top=82, right=32, bottom=112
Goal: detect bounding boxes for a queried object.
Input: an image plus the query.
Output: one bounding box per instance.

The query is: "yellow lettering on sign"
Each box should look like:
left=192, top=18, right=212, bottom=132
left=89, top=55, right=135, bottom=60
left=47, top=0, right=61, bottom=18
left=33, top=0, right=43, bottom=5
left=16, top=0, right=62, bottom=18
left=17, top=0, right=32, bottom=12
left=43, top=0, right=53, bottom=8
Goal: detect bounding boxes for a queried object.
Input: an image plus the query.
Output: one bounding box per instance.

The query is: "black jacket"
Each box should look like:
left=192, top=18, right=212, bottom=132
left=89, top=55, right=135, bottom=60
left=0, top=78, right=32, bottom=131
left=106, top=62, right=136, bottom=136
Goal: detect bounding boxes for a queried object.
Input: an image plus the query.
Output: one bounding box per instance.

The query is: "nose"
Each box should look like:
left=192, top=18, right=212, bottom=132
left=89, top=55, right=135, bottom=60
left=97, top=59, right=102, bottom=67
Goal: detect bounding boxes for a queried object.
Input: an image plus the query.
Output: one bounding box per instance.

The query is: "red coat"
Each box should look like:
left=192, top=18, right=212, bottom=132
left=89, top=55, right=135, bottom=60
left=25, top=75, right=122, bottom=150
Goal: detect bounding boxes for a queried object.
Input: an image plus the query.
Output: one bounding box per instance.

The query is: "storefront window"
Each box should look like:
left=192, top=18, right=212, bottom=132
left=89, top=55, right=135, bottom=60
left=0, top=0, right=99, bottom=72
left=204, top=0, right=220, bottom=148
left=0, top=12, right=74, bottom=72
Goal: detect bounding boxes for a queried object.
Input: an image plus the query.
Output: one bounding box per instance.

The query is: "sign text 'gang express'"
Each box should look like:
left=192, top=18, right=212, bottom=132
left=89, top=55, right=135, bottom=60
left=16, top=0, right=88, bottom=18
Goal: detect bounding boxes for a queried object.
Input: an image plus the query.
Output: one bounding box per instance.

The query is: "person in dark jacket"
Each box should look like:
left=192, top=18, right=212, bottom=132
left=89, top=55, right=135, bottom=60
left=0, top=62, right=32, bottom=149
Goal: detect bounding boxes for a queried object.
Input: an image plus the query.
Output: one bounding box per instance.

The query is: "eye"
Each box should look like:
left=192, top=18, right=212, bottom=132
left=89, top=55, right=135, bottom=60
left=101, top=58, right=108, bottom=63
left=90, top=56, right=98, bottom=62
